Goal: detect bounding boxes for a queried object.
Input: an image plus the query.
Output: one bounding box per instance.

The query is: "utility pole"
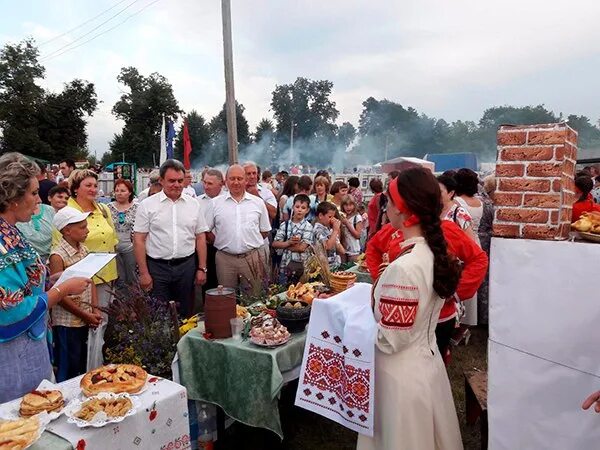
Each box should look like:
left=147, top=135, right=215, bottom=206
left=290, top=118, right=294, bottom=164
left=221, top=0, right=238, bottom=165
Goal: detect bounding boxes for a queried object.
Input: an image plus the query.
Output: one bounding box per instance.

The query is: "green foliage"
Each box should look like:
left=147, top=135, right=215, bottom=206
left=174, top=110, right=210, bottom=162
left=109, top=67, right=181, bottom=166
left=204, top=101, right=250, bottom=165
left=0, top=39, right=97, bottom=160
left=254, top=118, right=275, bottom=144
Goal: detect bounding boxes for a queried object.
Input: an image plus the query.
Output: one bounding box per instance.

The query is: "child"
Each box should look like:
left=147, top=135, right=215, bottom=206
left=273, top=194, right=314, bottom=285
left=340, top=195, right=363, bottom=262
left=50, top=207, right=101, bottom=382
left=357, top=202, right=368, bottom=251
left=312, top=201, right=345, bottom=270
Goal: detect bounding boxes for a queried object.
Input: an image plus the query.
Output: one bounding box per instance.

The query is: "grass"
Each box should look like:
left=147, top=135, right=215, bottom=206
left=215, top=327, right=488, bottom=450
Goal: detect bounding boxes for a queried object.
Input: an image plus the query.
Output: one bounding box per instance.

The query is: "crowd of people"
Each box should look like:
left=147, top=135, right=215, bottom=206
left=3, top=150, right=600, bottom=447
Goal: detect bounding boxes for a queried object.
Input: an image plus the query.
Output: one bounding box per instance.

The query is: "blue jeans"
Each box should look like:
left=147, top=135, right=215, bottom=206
left=53, top=326, right=88, bottom=382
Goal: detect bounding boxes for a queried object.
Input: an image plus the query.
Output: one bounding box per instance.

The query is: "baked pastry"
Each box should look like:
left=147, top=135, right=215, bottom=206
left=249, top=315, right=290, bottom=346
left=0, top=416, right=39, bottom=449
left=80, top=365, right=147, bottom=397
left=19, top=390, right=64, bottom=417
left=75, top=397, right=133, bottom=422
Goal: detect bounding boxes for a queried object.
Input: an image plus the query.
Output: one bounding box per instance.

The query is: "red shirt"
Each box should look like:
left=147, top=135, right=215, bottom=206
left=367, top=193, right=382, bottom=238
left=365, top=222, right=488, bottom=322
left=572, top=196, right=600, bottom=222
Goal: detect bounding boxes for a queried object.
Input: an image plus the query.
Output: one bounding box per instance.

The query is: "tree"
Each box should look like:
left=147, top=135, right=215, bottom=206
left=174, top=111, right=210, bottom=162
left=0, top=39, right=97, bottom=160
left=271, top=77, right=339, bottom=145
left=254, top=118, right=275, bottom=144
left=337, top=122, right=356, bottom=148
left=205, top=101, right=250, bottom=165
left=566, top=115, right=600, bottom=150
left=37, top=79, right=98, bottom=159
left=0, top=39, right=46, bottom=156
left=110, top=67, right=181, bottom=166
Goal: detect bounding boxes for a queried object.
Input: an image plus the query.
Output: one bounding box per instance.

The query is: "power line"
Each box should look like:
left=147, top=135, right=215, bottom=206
left=39, top=0, right=131, bottom=47
left=42, top=0, right=162, bottom=62
left=41, top=0, right=143, bottom=61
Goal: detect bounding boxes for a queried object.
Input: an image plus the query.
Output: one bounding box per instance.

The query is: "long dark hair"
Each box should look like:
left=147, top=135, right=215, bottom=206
left=575, top=175, right=593, bottom=202
left=394, top=168, right=461, bottom=298
left=280, top=175, right=299, bottom=199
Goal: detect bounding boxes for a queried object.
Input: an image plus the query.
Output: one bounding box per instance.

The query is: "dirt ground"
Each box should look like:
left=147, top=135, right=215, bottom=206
left=215, top=327, right=489, bottom=450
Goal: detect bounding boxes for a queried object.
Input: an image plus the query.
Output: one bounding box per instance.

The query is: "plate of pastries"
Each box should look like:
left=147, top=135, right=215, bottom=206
left=249, top=314, right=291, bottom=347
left=64, top=392, right=138, bottom=428
left=0, top=388, right=67, bottom=423
left=80, top=364, right=148, bottom=397
left=572, top=212, right=600, bottom=242
left=0, top=415, right=45, bottom=450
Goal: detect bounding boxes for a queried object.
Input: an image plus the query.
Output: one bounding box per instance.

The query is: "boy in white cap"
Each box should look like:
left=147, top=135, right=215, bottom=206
left=49, top=207, right=101, bottom=382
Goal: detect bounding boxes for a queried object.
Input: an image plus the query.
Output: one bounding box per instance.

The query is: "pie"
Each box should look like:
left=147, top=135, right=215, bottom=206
left=0, top=416, right=39, bottom=449
left=19, top=390, right=64, bottom=417
left=75, top=397, right=133, bottom=422
left=80, top=364, right=147, bottom=397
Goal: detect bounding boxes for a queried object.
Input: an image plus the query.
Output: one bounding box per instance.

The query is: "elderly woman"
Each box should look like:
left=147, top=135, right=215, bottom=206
left=0, top=153, right=91, bottom=402
left=108, top=179, right=138, bottom=288
left=61, top=169, right=118, bottom=370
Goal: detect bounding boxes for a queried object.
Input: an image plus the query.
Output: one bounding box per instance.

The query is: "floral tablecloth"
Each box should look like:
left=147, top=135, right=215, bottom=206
left=176, top=328, right=307, bottom=439
left=26, top=375, right=190, bottom=450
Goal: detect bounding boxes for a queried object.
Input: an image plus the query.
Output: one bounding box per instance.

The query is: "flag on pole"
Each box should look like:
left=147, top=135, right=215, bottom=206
left=159, top=114, right=167, bottom=166
left=166, top=119, right=176, bottom=159
left=183, top=119, right=192, bottom=169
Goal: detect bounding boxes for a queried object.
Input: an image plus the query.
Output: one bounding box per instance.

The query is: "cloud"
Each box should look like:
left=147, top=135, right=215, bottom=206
left=4, top=0, right=600, bottom=159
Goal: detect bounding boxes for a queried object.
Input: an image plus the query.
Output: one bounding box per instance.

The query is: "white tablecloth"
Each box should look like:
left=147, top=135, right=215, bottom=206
left=294, top=283, right=377, bottom=436
left=6, top=375, right=191, bottom=450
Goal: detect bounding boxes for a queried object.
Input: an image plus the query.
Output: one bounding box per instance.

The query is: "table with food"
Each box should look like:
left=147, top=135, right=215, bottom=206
left=572, top=211, right=600, bottom=242
left=0, top=364, right=190, bottom=450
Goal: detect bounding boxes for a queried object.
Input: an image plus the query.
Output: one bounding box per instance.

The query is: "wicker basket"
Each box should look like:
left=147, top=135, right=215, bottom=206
left=329, top=272, right=357, bottom=294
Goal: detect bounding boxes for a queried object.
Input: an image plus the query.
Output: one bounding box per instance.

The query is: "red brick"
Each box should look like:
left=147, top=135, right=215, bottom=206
left=493, top=223, right=520, bottom=238
left=555, top=146, right=567, bottom=161
left=550, top=210, right=559, bottom=222
left=560, top=175, right=575, bottom=192
left=563, top=159, right=575, bottom=175
left=526, top=162, right=563, bottom=177
left=522, top=225, right=558, bottom=240
left=494, top=193, right=523, bottom=206
left=558, top=223, right=571, bottom=238
left=500, top=147, right=553, bottom=161
left=496, top=163, right=525, bottom=177
left=567, top=128, right=578, bottom=144
left=527, top=130, right=566, bottom=145
left=560, top=207, right=572, bottom=222
left=496, top=208, right=549, bottom=223
left=565, top=142, right=577, bottom=160
left=552, top=179, right=562, bottom=192
left=498, top=178, right=551, bottom=193
left=563, top=191, right=577, bottom=206
left=523, top=193, right=561, bottom=208
left=497, top=131, right=527, bottom=146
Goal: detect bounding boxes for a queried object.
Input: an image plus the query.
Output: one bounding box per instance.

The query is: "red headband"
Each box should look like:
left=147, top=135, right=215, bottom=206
left=388, top=178, right=420, bottom=227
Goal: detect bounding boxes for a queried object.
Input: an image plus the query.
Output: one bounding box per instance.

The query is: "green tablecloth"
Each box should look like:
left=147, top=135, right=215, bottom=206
left=347, top=264, right=373, bottom=284
left=177, top=328, right=307, bottom=439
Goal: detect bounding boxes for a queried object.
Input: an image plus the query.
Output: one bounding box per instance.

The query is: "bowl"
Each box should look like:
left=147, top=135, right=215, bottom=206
left=276, top=300, right=311, bottom=320
left=276, top=316, right=309, bottom=333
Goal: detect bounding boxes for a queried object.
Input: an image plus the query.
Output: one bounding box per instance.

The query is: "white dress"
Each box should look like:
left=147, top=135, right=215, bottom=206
left=454, top=196, right=482, bottom=325
left=357, top=237, right=463, bottom=450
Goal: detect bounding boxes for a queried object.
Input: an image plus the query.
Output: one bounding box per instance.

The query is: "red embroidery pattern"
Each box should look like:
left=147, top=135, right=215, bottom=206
left=76, top=439, right=86, bottom=450
left=379, top=296, right=418, bottom=329
left=0, top=287, right=24, bottom=310
left=303, top=344, right=370, bottom=413
left=160, top=433, right=190, bottom=450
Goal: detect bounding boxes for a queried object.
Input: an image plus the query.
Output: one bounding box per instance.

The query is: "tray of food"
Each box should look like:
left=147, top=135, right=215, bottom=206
left=80, top=364, right=148, bottom=397
left=249, top=314, right=291, bottom=347
left=64, top=392, right=139, bottom=428
left=0, top=414, right=48, bottom=449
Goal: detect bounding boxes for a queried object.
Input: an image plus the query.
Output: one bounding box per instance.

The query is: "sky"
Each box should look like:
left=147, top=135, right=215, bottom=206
left=2, top=0, right=600, bottom=157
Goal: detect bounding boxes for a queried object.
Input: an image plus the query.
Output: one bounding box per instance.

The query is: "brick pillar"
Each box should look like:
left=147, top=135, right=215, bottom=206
left=493, top=123, right=578, bottom=240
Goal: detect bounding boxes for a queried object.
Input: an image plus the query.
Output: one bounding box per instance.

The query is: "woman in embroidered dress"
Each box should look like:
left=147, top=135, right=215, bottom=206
left=107, top=179, right=138, bottom=289
left=0, top=153, right=91, bottom=402
left=453, top=168, right=483, bottom=246
left=357, top=167, right=463, bottom=450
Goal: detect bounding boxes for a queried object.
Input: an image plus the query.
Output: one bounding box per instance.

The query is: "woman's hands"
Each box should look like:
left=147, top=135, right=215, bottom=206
left=57, top=277, right=93, bottom=296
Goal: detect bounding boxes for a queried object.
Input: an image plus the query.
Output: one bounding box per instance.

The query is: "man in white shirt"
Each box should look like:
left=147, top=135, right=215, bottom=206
left=133, top=159, right=208, bottom=316
left=182, top=169, right=197, bottom=197
left=206, top=164, right=271, bottom=290
left=137, top=169, right=160, bottom=202
left=243, top=162, right=277, bottom=221
left=197, top=169, right=224, bottom=291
